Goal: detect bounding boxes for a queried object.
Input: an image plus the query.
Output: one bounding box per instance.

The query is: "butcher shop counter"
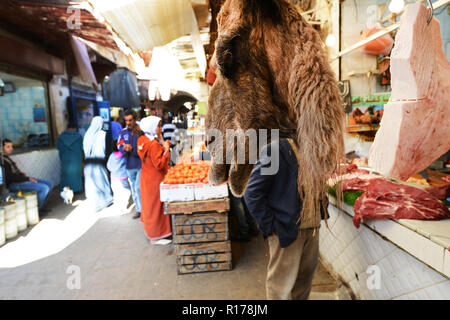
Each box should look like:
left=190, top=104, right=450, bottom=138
left=318, top=196, right=450, bottom=300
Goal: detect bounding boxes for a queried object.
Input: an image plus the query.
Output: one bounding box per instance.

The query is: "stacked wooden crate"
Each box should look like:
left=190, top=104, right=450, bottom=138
left=165, top=198, right=232, bottom=275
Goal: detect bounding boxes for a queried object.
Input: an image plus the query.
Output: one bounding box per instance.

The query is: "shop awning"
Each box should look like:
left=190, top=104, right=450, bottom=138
left=90, top=0, right=196, bottom=52
left=70, top=36, right=98, bottom=87
left=78, top=38, right=137, bottom=74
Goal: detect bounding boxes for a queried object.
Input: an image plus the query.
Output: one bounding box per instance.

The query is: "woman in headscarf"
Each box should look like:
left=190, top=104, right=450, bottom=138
left=137, top=116, right=172, bottom=245
left=83, top=116, right=113, bottom=212
left=56, top=124, right=83, bottom=193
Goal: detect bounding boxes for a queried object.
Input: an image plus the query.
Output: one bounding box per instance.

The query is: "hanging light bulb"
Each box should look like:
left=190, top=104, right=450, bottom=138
left=389, top=0, right=405, bottom=14
left=325, top=34, right=336, bottom=47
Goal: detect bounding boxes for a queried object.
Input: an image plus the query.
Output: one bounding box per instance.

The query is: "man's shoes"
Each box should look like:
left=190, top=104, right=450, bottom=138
left=132, top=211, right=141, bottom=219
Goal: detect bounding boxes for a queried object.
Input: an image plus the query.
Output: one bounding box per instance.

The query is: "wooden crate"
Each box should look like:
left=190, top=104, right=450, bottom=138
left=164, top=198, right=230, bottom=215
left=172, top=212, right=229, bottom=244
left=176, top=241, right=232, bottom=275
left=167, top=198, right=232, bottom=274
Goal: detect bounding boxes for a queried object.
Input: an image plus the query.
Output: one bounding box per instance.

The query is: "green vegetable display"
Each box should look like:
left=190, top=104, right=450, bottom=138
left=326, top=184, right=363, bottom=206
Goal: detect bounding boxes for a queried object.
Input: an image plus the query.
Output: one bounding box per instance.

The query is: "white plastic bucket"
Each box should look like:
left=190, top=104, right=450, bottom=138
left=23, top=192, right=38, bottom=208
left=3, top=202, right=16, bottom=221
left=23, top=192, right=39, bottom=225
left=3, top=202, right=18, bottom=240
left=16, top=212, right=27, bottom=232
left=26, top=206, right=39, bottom=226
left=5, top=219, right=18, bottom=239
left=14, top=198, right=28, bottom=232
left=0, top=222, right=5, bottom=247
left=14, top=198, right=27, bottom=212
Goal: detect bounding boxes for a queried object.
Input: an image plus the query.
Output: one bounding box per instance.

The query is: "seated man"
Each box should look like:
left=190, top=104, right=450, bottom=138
left=2, top=139, right=54, bottom=211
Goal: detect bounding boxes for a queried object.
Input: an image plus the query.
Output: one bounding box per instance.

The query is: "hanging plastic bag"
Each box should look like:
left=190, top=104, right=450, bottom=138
left=361, top=26, right=394, bottom=56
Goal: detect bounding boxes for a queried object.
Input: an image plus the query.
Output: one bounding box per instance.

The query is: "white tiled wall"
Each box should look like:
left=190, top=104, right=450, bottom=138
left=0, top=86, right=50, bottom=146
left=320, top=205, right=450, bottom=300
left=10, top=149, right=60, bottom=186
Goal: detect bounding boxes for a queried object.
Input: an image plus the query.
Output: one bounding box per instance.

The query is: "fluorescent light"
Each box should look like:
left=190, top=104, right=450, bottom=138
left=0, top=78, right=4, bottom=87
left=389, top=0, right=404, bottom=14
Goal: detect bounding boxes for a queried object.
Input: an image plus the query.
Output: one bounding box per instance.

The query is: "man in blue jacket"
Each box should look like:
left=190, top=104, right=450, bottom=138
left=244, top=138, right=328, bottom=300
left=117, top=109, right=142, bottom=219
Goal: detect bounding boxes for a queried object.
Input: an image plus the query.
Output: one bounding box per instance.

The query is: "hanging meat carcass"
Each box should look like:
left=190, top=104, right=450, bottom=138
left=368, top=3, right=450, bottom=181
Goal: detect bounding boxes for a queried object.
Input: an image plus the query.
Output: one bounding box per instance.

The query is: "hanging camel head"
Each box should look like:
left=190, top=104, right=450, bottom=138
left=206, top=0, right=345, bottom=215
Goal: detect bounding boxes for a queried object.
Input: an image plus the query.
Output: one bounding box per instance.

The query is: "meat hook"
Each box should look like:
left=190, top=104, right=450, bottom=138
left=427, top=0, right=434, bottom=25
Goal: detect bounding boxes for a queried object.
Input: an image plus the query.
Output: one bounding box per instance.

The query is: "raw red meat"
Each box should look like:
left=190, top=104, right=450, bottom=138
left=340, top=176, right=385, bottom=192
left=353, top=179, right=450, bottom=228
left=425, top=184, right=450, bottom=201
left=368, top=3, right=450, bottom=180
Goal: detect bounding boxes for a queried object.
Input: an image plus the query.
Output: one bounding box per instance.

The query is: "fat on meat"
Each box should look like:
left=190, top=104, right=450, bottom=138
left=340, top=176, right=385, bottom=192
left=368, top=3, right=450, bottom=181
left=353, top=179, right=450, bottom=228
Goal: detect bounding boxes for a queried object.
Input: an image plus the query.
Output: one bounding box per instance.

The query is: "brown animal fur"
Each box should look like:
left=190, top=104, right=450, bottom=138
left=206, top=0, right=345, bottom=220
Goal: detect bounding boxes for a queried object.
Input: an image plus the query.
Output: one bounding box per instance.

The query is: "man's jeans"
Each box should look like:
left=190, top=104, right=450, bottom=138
left=127, top=169, right=141, bottom=213
left=8, top=178, right=54, bottom=209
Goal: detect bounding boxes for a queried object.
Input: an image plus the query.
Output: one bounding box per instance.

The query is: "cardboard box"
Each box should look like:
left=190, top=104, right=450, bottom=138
left=160, top=183, right=195, bottom=202
left=194, top=183, right=228, bottom=201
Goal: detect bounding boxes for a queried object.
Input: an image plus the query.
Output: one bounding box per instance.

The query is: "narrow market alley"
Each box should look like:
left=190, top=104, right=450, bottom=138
left=1, top=0, right=449, bottom=304
left=0, top=191, right=351, bottom=300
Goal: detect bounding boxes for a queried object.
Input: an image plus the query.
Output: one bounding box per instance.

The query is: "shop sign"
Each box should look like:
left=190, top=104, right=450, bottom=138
left=346, top=93, right=391, bottom=133
left=351, top=93, right=391, bottom=107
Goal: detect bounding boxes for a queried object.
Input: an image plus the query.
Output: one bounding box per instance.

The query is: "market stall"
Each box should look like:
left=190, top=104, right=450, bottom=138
left=318, top=0, right=450, bottom=299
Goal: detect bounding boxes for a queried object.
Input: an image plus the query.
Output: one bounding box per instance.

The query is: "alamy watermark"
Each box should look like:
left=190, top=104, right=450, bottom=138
left=67, top=6, right=82, bottom=30
left=66, top=265, right=81, bottom=290
left=366, top=265, right=381, bottom=290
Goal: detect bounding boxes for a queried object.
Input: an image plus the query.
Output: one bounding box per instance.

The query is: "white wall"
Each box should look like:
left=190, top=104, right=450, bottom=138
left=320, top=205, right=450, bottom=300
left=10, top=149, right=60, bottom=186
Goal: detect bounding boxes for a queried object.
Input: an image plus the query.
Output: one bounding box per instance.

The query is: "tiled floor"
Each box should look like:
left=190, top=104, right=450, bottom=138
left=0, top=191, right=351, bottom=300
